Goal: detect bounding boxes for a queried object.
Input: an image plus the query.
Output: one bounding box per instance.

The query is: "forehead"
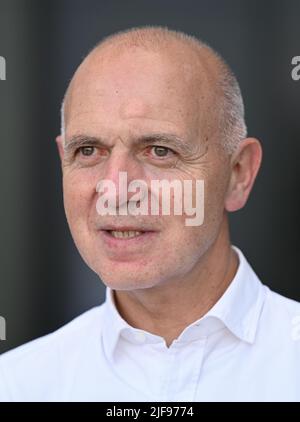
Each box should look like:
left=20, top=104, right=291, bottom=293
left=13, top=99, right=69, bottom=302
left=65, top=45, right=215, bottom=140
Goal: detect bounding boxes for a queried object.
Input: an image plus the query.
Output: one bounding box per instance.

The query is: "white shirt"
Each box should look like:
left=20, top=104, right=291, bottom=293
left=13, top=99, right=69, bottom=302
left=1, top=246, right=300, bottom=402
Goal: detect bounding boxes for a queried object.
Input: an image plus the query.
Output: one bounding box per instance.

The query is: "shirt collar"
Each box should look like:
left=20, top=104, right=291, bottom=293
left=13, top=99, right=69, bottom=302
left=101, top=246, right=266, bottom=361
left=204, top=246, right=266, bottom=343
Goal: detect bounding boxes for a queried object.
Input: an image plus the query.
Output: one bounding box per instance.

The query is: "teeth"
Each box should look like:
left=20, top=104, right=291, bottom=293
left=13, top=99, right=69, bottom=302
left=110, top=230, right=143, bottom=239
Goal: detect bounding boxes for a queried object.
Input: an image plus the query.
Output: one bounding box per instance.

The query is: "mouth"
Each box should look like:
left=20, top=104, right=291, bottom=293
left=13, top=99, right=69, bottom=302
left=105, top=230, right=145, bottom=239
left=99, top=226, right=158, bottom=248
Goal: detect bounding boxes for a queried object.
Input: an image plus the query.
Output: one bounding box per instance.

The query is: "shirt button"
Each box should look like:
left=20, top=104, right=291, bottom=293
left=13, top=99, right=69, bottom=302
left=134, top=331, right=146, bottom=343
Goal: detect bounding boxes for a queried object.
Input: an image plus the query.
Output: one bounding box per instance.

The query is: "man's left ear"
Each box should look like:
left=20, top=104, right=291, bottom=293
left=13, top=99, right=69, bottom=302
left=225, top=138, right=262, bottom=212
left=56, top=135, right=64, bottom=162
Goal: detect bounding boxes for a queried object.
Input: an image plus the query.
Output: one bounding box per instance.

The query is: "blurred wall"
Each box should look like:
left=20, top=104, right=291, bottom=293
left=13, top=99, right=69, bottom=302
left=0, top=0, right=299, bottom=353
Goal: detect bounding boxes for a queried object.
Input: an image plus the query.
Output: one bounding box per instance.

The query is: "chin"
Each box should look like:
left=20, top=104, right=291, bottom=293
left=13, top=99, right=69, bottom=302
left=101, top=279, right=158, bottom=291
left=96, top=268, right=162, bottom=291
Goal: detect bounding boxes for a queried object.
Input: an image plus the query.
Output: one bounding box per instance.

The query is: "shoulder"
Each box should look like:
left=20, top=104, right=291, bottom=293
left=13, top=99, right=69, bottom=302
left=0, top=305, right=105, bottom=364
left=259, top=286, right=300, bottom=348
left=0, top=305, right=105, bottom=401
left=264, top=286, right=300, bottom=322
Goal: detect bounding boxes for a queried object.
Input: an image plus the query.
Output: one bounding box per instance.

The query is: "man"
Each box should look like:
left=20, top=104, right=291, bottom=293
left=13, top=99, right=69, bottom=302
left=0, top=26, right=300, bottom=402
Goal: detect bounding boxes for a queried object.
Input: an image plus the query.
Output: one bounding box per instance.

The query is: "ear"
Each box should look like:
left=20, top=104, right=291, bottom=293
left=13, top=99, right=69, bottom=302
left=225, top=138, right=262, bottom=212
left=55, top=135, right=64, bottom=162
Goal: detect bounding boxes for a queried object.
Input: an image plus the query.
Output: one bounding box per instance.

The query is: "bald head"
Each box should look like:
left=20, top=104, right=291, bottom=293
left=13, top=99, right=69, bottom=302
left=61, top=26, right=247, bottom=154
left=58, top=27, right=262, bottom=293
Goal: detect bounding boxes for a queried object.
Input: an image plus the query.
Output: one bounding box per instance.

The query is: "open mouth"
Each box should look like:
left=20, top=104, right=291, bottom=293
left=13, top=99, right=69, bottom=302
left=105, top=230, right=145, bottom=239
left=100, top=227, right=157, bottom=246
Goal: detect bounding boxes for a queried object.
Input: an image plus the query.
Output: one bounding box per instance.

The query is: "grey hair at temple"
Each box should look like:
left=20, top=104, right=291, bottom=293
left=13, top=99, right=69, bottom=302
left=60, top=26, right=247, bottom=154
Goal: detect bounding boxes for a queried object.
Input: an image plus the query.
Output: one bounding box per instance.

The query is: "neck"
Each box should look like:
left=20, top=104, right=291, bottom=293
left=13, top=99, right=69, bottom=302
left=113, top=217, right=239, bottom=347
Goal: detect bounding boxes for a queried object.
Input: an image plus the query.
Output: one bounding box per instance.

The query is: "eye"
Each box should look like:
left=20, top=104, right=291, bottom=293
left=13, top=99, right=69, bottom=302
left=78, top=146, right=95, bottom=156
left=150, top=146, right=174, bottom=158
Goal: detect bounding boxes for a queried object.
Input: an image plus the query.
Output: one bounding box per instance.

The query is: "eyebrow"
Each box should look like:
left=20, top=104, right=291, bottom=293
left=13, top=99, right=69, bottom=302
left=64, top=133, right=200, bottom=157
left=63, top=135, right=107, bottom=155
left=137, top=133, right=198, bottom=156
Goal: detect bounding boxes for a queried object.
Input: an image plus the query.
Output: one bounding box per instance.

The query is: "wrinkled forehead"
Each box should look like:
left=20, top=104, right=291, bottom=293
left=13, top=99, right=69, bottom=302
left=64, top=43, right=218, bottom=140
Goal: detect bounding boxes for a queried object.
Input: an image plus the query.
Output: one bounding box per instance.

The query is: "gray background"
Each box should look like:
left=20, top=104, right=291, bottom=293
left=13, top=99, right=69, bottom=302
left=0, top=0, right=299, bottom=353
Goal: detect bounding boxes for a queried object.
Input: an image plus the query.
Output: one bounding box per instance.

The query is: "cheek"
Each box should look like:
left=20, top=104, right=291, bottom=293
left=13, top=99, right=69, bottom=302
left=63, top=171, right=95, bottom=225
left=170, top=175, right=228, bottom=249
left=204, top=165, right=230, bottom=215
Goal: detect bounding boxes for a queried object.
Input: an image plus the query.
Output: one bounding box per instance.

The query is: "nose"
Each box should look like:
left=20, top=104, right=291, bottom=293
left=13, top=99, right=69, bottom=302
left=97, top=145, right=145, bottom=208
